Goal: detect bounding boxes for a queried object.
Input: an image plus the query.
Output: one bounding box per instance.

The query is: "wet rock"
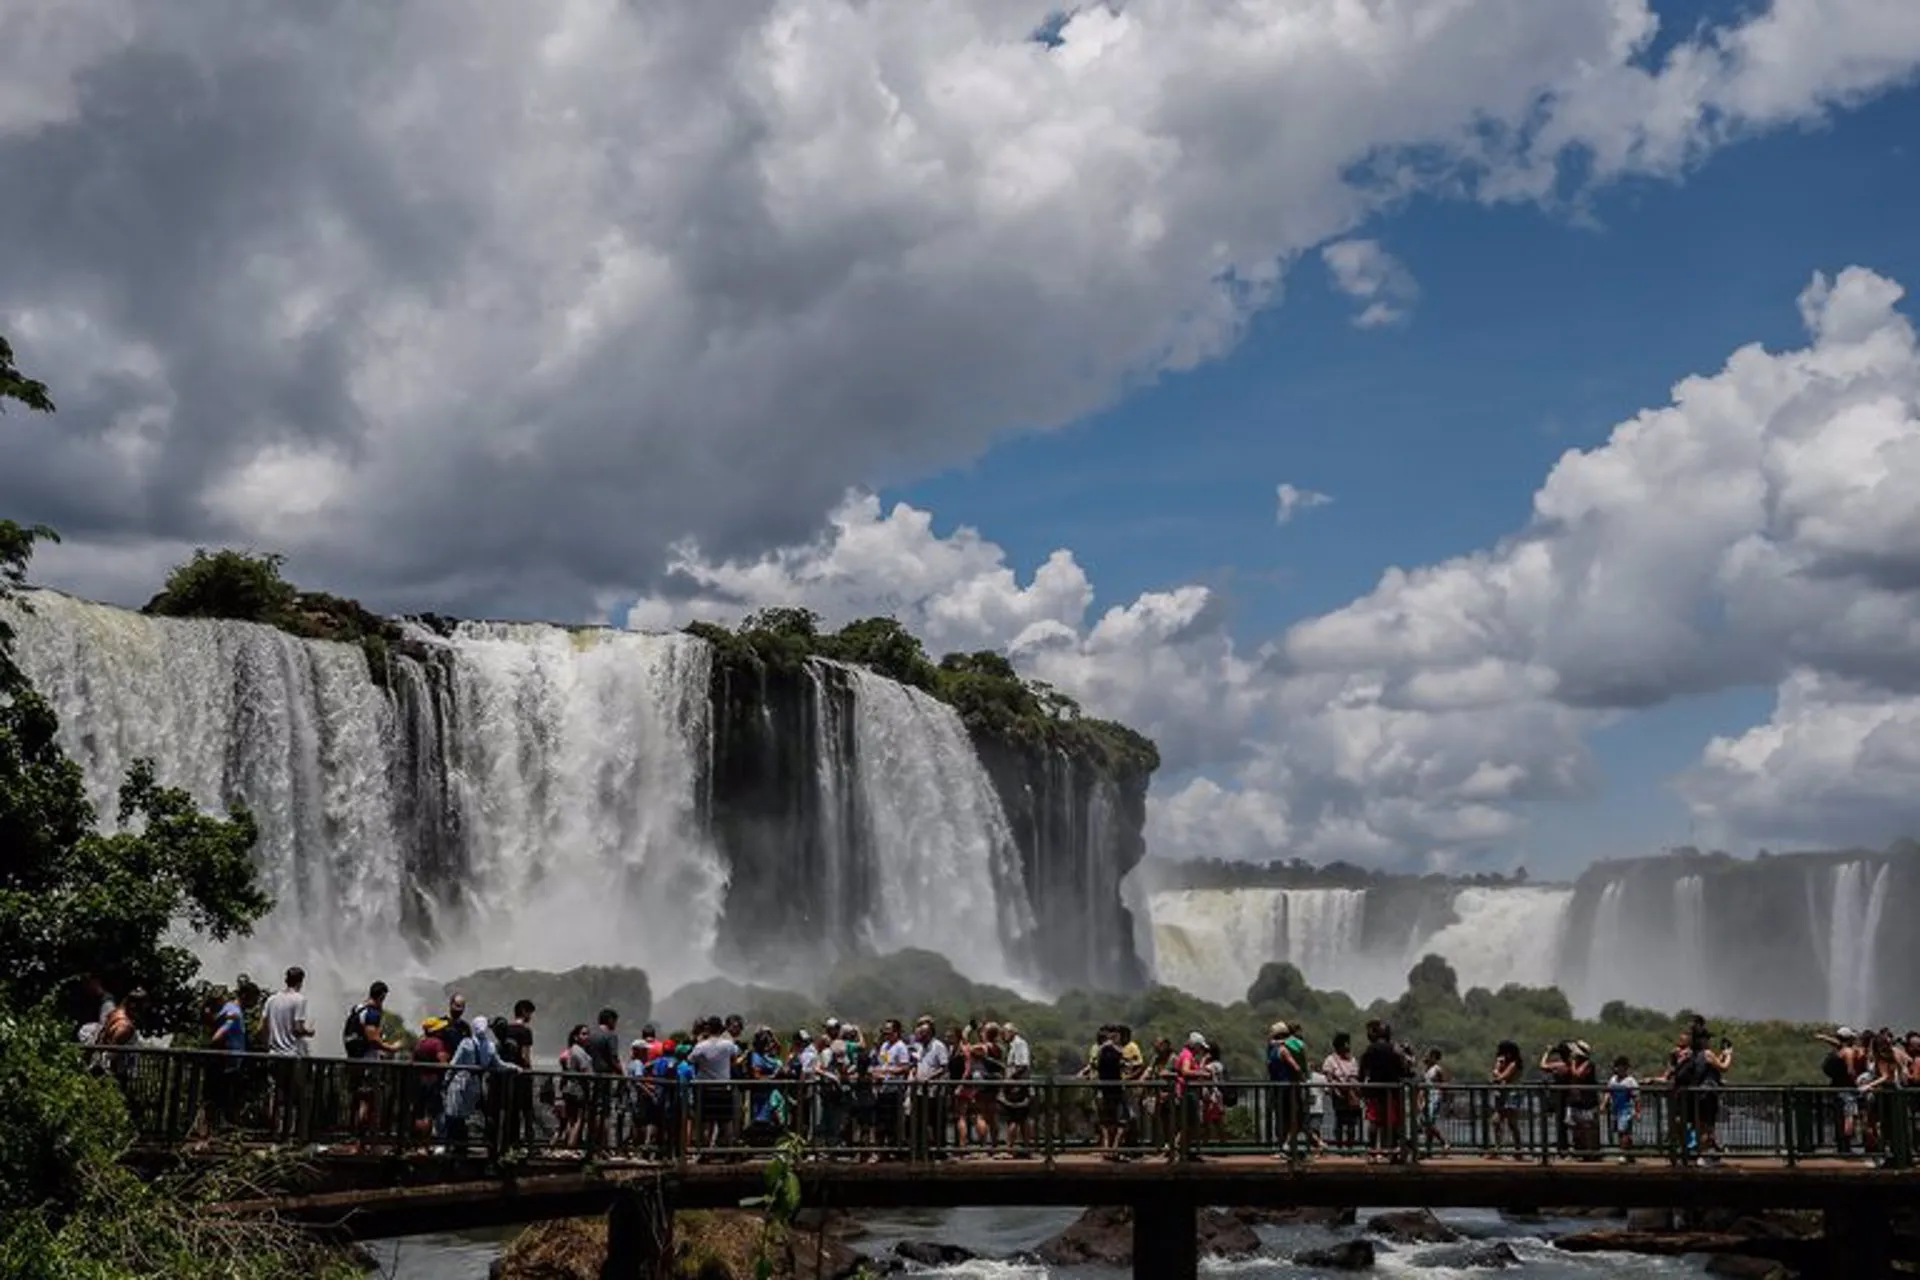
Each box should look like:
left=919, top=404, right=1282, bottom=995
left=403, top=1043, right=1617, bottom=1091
left=1625, top=1208, right=1675, bottom=1232
left=891, top=1241, right=978, bottom=1267
left=1366, top=1209, right=1460, bottom=1244
left=1032, top=1206, right=1260, bottom=1267
left=1461, top=1242, right=1523, bottom=1269
left=1292, top=1239, right=1376, bottom=1270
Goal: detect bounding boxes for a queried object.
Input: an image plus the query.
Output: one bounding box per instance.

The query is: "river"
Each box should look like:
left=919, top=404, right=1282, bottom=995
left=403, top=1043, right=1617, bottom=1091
left=364, top=1208, right=1712, bottom=1278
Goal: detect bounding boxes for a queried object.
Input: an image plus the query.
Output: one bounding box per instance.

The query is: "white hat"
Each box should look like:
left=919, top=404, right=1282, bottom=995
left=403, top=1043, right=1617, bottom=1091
left=1187, top=1031, right=1207, bottom=1047
left=1837, top=1026, right=1858, bottom=1040
left=1270, top=1021, right=1290, bottom=1038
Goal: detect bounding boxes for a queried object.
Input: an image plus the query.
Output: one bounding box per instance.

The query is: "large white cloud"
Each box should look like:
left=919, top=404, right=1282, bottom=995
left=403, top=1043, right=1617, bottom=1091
left=635, top=267, right=1920, bottom=866
left=5, top=1, right=1919, bottom=619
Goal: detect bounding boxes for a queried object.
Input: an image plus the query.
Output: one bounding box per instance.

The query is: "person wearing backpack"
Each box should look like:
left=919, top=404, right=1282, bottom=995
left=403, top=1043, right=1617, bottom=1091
left=343, top=981, right=403, bottom=1142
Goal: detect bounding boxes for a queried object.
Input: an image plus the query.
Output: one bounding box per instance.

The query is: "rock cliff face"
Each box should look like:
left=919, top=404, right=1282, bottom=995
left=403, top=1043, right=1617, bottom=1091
left=8, top=591, right=1157, bottom=1002
left=704, top=654, right=1153, bottom=992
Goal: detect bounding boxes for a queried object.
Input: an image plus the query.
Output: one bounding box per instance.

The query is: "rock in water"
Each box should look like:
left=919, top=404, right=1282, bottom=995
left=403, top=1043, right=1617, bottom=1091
left=1033, top=1206, right=1260, bottom=1267
left=1292, top=1239, right=1376, bottom=1270
left=892, top=1241, right=978, bottom=1267
left=1461, top=1242, right=1523, bottom=1269
left=1366, top=1209, right=1461, bottom=1244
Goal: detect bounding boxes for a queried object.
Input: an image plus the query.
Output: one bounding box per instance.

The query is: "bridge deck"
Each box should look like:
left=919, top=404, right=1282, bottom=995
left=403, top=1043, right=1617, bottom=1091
left=213, top=1152, right=1920, bottom=1241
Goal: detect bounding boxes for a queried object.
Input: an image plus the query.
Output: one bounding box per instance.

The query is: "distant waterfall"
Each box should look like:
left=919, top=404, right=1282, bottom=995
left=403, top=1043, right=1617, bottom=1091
left=843, top=665, right=1035, bottom=988
left=1822, top=860, right=1891, bottom=1022
left=1412, top=887, right=1571, bottom=995
left=1672, top=874, right=1709, bottom=1012
left=1148, top=888, right=1368, bottom=1005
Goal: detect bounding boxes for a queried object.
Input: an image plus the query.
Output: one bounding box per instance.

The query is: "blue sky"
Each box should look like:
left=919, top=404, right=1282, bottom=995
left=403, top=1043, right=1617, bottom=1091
left=890, top=77, right=1920, bottom=871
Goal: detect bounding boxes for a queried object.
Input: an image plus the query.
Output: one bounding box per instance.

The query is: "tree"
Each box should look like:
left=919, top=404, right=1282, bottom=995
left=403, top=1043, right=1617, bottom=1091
left=0, top=344, right=270, bottom=1032
left=144, top=548, right=298, bottom=627
left=0, top=336, right=54, bottom=415
left=742, top=607, right=821, bottom=640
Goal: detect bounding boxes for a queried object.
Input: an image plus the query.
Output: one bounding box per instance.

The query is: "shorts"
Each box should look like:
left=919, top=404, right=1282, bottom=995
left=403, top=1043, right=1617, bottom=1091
left=1096, top=1091, right=1128, bottom=1128
left=1366, top=1095, right=1405, bottom=1133
left=1611, top=1109, right=1635, bottom=1135
left=699, top=1087, right=734, bottom=1127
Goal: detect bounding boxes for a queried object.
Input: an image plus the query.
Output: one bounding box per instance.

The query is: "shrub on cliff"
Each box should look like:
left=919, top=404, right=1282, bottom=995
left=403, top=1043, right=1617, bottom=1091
left=145, top=548, right=300, bottom=627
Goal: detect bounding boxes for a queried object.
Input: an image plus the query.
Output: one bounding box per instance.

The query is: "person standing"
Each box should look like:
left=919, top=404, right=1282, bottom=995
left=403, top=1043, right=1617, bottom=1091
left=262, top=967, right=313, bottom=1137
left=495, top=1000, right=537, bottom=1149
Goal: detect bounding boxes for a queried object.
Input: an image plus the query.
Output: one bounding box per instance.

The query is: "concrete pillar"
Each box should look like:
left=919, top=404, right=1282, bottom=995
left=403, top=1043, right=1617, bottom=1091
left=601, top=1188, right=673, bottom=1280
left=1823, top=1203, right=1891, bottom=1275
left=1132, top=1200, right=1197, bottom=1280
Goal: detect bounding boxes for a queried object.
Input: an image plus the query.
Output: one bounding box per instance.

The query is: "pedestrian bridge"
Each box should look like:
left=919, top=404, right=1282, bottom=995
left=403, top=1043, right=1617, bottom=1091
left=104, top=1048, right=1916, bottom=1277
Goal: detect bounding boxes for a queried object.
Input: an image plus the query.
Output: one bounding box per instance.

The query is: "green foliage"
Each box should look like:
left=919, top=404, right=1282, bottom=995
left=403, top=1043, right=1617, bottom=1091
left=144, top=549, right=298, bottom=628
left=141, top=550, right=405, bottom=686
left=0, top=1010, right=128, bottom=1228
left=0, top=336, right=55, bottom=415
left=0, top=1014, right=360, bottom=1279
left=1, top=534, right=271, bottom=1029
left=692, top=617, right=1160, bottom=777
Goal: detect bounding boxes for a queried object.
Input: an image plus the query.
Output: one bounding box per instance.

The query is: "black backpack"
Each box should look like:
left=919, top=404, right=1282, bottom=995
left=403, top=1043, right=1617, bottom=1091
left=342, top=1003, right=372, bottom=1055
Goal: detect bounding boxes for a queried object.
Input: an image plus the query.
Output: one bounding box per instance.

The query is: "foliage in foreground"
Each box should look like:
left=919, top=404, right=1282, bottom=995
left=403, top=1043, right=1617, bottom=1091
left=0, top=1011, right=363, bottom=1280
left=3, top=340, right=337, bottom=1278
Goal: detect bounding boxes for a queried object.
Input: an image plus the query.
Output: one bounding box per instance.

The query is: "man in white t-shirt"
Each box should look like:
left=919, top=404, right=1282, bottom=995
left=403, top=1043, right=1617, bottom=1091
left=263, top=966, right=313, bottom=1057
left=686, top=1018, right=738, bottom=1149
left=261, top=967, right=314, bottom=1135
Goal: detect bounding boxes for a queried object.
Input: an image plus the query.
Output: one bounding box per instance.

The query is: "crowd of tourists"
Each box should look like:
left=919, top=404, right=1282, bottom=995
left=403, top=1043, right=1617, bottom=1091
left=80, top=967, right=1919, bottom=1168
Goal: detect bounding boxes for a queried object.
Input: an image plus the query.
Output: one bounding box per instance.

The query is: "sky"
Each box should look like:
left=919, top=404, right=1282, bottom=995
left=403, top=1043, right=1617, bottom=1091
left=5, top=0, right=1920, bottom=878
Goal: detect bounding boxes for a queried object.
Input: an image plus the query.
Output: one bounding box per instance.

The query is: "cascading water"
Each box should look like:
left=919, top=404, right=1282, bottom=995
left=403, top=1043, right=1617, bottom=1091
left=1822, top=860, right=1891, bottom=1022
left=1672, top=874, right=1709, bottom=1011
left=1148, top=888, right=1371, bottom=1005
left=842, top=665, right=1036, bottom=989
left=431, top=622, right=725, bottom=991
left=9, top=592, right=418, bottom=1011
left=1410, top=887, right=1572, bottom=995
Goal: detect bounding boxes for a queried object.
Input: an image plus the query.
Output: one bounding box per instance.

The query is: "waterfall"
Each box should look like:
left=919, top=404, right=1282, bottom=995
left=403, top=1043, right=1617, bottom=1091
left=1147, top=888, right=1373, bottom=1005
left=1672, top=874, right=1709, bottom=1011
left=8, top=592, right=419, bottom=1011
left=1409, top=888, right=1572, bottom=996
left=432, top=622, right=724, bottom=991
left=1823, top=860, right=1891, bottom=1022
left=842, top=665, right=1036, bottom=987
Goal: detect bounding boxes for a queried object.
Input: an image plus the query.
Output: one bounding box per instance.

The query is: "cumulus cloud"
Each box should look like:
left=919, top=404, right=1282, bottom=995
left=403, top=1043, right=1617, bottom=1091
left=635, top=267, right=1920, bottom=867
left=1275, top=482, right=1332, bottom=525
left=5, top=1, right=1920, bottom=619
left=628, top=494, right=1259, bottom=774
left=1320, top=240, right=1420, bottom=328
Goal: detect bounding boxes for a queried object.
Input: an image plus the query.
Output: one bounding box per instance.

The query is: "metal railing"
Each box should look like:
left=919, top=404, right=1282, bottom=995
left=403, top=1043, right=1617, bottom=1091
left=96, top=1047, right=1915, bottom=1170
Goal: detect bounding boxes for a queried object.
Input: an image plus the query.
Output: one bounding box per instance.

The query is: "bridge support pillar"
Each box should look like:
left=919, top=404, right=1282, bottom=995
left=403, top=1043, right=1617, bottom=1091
left=1823, top=1204, right=1890, bottom=1275
left=1131, top=1200, right=1197, bottom=1280
left=601, top=1188, right=672, bottom=1280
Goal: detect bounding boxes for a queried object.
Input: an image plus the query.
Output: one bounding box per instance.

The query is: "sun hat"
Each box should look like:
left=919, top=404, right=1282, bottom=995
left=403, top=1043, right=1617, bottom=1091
left=1270, top=1021, right=1290, bottom=1038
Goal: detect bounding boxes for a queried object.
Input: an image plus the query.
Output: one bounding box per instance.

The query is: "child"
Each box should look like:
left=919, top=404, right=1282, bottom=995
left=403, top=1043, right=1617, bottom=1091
left=1607, top=1055, right=1639, bottom=1163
